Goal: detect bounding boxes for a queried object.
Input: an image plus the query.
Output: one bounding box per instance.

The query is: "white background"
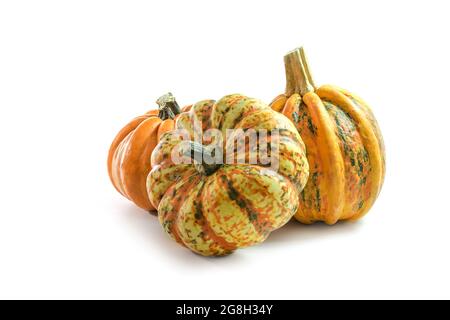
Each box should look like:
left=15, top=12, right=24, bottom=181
left=0, top=0, right=449, bottom=299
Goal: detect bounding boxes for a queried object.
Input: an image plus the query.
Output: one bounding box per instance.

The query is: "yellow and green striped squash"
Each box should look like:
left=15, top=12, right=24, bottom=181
left=270, top=47, right=385, bottom=225
left=147, top=94, right=309, bottom=256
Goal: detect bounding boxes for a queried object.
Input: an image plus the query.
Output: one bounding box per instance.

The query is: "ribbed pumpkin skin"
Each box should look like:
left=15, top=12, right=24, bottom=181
left=107, top=105, right=191, bottom=211
left=271, top=85, right=385, bottom=225
left=147, top=94, right=309, bottom=256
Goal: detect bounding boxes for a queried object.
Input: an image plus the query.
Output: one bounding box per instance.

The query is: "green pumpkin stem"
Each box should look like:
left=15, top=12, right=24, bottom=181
left=284, top=47, right=316, bottom=96
left=156, top=92, right=181, bottom=120
left=186, top=141, right=222, bottom=176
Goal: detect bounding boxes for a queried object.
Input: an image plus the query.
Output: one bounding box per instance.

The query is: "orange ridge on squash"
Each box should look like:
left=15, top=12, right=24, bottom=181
left=270, top=47, right=385, bottom=224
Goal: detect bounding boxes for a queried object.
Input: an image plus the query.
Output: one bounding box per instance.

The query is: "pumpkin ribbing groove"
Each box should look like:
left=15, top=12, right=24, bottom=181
left=195, top=182, right=237, bottom=254
left=317, top=86, right=384, bottom=220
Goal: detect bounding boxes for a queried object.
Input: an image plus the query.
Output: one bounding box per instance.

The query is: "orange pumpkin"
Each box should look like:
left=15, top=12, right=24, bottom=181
left=107, top=93, right=190, bottom=211
left=270, top=47, right=385, bottom=224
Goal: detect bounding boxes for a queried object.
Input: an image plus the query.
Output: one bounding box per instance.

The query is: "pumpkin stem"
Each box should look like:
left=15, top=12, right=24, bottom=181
left=186, top=141, right=222, bottom=175
left=284, top=47, right=316, bottom=96
left=156, top=92, right=181, bottom=120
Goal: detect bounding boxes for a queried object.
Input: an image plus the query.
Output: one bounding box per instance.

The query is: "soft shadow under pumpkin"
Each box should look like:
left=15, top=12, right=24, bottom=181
left=264, top=219, right=363, bottom=245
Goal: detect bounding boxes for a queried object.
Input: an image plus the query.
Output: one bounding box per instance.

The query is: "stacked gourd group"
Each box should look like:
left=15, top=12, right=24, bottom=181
left=108, top=47, right=385, bottom=256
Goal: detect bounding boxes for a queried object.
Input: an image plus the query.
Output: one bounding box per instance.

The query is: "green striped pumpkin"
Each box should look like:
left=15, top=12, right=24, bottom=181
left=147, top=94, right=309, bottom=256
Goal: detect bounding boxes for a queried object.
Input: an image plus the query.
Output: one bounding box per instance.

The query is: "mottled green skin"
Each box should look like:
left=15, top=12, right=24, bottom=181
left=323, top=100, right=371, bottom=214
left=271, top=86, right=385, bottom=224
left=147, top=94, right=309, bottom=256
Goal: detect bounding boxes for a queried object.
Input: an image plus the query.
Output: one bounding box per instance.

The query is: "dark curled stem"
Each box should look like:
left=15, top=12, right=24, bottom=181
left=185, top=141, right=222, bottom=175
left=156, top=92, right=182, bottom=120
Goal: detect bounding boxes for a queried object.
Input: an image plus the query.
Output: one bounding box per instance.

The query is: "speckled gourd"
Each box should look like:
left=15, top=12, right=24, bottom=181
left=147, top=94, right=309, bottom=256
left=270, top=47, right=385, bottom=225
